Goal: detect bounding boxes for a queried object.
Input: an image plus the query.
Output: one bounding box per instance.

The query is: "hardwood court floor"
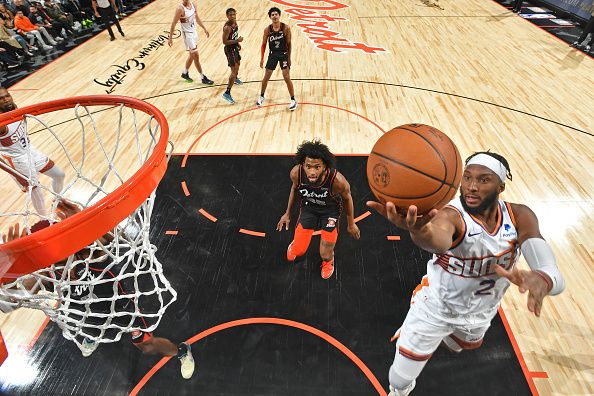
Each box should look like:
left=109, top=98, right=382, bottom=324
left=1, top=0, right=593, bottom=395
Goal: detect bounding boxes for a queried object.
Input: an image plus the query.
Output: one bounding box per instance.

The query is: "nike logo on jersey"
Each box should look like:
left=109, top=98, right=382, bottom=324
left=468, top=232, right=482, bottom=237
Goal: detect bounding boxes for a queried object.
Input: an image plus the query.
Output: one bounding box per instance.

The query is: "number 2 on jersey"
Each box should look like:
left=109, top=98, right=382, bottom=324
left=475, top=279, right=496, bottom=295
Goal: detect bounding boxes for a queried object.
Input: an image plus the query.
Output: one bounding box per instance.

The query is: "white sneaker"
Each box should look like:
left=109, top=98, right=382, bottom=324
left=388, top=380, right=416, bottom=396
left=288, top=99, right=297, bottom=111
left=441, top=335, right=462, bottom=353
left=256, top=95, right=265, bottom=106
left=43, top=45, right=53, bottom=51
left=55, top=37, right=64, bottom=42
left=178, top=342, right=195, bottom=379
left=80, top=337, right=98, bottom=357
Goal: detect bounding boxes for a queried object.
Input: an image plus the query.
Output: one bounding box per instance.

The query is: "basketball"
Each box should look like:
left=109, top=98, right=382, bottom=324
left=366, top=123, right=463, bottom=214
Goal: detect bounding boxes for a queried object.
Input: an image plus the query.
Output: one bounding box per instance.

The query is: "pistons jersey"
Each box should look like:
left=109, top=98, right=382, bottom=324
left=297, top=166, right=342, bottom=210
left=268, top=23, right=287, bottom=53
left=225, top=22, right=239, bottom=50
left=425, top=197, right=521, bottom=315
left=0, top=120, right=29, bottom=157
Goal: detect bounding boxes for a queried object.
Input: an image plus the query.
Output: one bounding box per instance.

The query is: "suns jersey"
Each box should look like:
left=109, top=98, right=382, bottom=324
left=424, top=197, right=521, bottom=316
left=180, top=2, right=196, bottom=33
left=0, top=119, right=30, bottom=157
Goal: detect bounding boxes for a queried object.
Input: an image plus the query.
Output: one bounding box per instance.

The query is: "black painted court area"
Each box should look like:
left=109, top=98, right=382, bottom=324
left=10, top=155, right=531, bottom=395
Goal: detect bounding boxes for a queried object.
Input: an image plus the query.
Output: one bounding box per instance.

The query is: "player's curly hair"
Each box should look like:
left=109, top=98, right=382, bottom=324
left=226, top=8, right=235, bottom=15
left=465, top=150, right=513, bottom=181
left=268, top=7, right=281, bottom=17
left=295, top=139, right=336, bottom=169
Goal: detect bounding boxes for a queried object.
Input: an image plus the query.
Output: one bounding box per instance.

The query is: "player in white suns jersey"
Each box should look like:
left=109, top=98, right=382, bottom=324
left=0, top=88, right=65, bottom=217
left=368, top=151, right=565, bottom=396
left=167, top=0, right=214, bottom=85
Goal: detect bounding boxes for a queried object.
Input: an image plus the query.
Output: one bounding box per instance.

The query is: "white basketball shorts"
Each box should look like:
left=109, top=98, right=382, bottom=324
left=181, top=31, right=197, bottom=51
left=393, top=281, right=497, bottom=360
left=1, top=149, right=51, bottom=190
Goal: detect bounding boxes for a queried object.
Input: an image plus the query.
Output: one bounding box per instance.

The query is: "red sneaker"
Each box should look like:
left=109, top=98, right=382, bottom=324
left=287, top=242, right=297, bottom=261
left=321, top=259, right=334, bottom=279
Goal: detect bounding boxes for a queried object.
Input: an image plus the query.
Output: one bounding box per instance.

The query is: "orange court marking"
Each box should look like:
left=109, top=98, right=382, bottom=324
left=498, top=307, right=547, bottom=395
left=354, top=211, right=371, bottom=223
left=239, top=228, right=266, bottom=237
left=181, top=181, right=190, bottom=196
left=386, top=235, right=400, bottom=241
left=129, top=317, right=387, bottom=396
left=165, top=230, right=178, bottom=235
left=181, top=103, right=386, bottom=166
left=198, top=208, right=218, bottom=222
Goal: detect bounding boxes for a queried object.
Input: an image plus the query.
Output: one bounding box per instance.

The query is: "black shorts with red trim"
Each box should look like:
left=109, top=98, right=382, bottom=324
left=224, top=45, right=241, bottom=67
left=265, top=51, right=289, bottom=70
left=297, top=204, right=342, bottom=233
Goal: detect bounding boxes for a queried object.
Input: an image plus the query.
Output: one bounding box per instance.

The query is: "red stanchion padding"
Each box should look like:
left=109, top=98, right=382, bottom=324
left=0, top=330, right=8, bottom=365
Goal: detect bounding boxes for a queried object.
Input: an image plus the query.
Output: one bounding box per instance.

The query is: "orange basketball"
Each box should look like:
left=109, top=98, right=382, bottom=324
left=366, top=123, right=463, bottom=215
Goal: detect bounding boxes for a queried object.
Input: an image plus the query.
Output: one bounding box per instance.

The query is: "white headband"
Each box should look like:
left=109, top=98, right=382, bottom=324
left=466, top=153, right=507, bottom=182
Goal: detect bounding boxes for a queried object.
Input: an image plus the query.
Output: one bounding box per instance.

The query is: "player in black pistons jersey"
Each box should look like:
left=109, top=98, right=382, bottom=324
left=221, top=8, right=243, bottom=105
left=277, top=140, right=360, bottom=279
left=256, top=7, right=297, bottom=111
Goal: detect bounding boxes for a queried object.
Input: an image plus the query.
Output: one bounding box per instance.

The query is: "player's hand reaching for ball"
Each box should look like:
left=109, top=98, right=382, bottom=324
left=277, top=213, right=290, bottom=231
left=367, top=201, right=437, bottom=232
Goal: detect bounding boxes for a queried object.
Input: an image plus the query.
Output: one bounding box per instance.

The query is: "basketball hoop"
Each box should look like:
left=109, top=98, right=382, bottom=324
left=0, top=95, right=176, bottom=358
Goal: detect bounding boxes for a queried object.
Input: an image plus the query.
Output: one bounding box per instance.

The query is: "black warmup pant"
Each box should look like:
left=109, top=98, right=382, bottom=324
left=98, top=5, right=123, bottom=38
left=577, top=16, right=594, bottom=45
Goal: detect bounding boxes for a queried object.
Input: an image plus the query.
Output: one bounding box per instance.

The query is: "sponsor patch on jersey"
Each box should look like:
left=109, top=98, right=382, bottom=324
left=326, top=217, right=337, bottom=228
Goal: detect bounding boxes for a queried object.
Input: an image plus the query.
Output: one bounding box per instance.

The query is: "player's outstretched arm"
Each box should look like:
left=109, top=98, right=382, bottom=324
left=168, top=6, right=182, bottom=46
left=277, top=165, right=299, bottom=231
left=367, top=201, right=459, bottom=253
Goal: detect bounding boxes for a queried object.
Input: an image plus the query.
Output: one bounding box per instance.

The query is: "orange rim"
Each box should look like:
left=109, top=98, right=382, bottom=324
left=0, top=95, right=169, bottom=281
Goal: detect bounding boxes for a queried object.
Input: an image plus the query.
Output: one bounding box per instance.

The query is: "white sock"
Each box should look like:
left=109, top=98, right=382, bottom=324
left=30, top=187, right=48, bottom=216
left=182, top=69, right=188, bottom=74
left=42, top=164, right=65, bottom=194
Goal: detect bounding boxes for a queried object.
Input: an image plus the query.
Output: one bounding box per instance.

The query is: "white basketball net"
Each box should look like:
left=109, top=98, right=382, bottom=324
left=0, top=101, right=176, bottom=352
